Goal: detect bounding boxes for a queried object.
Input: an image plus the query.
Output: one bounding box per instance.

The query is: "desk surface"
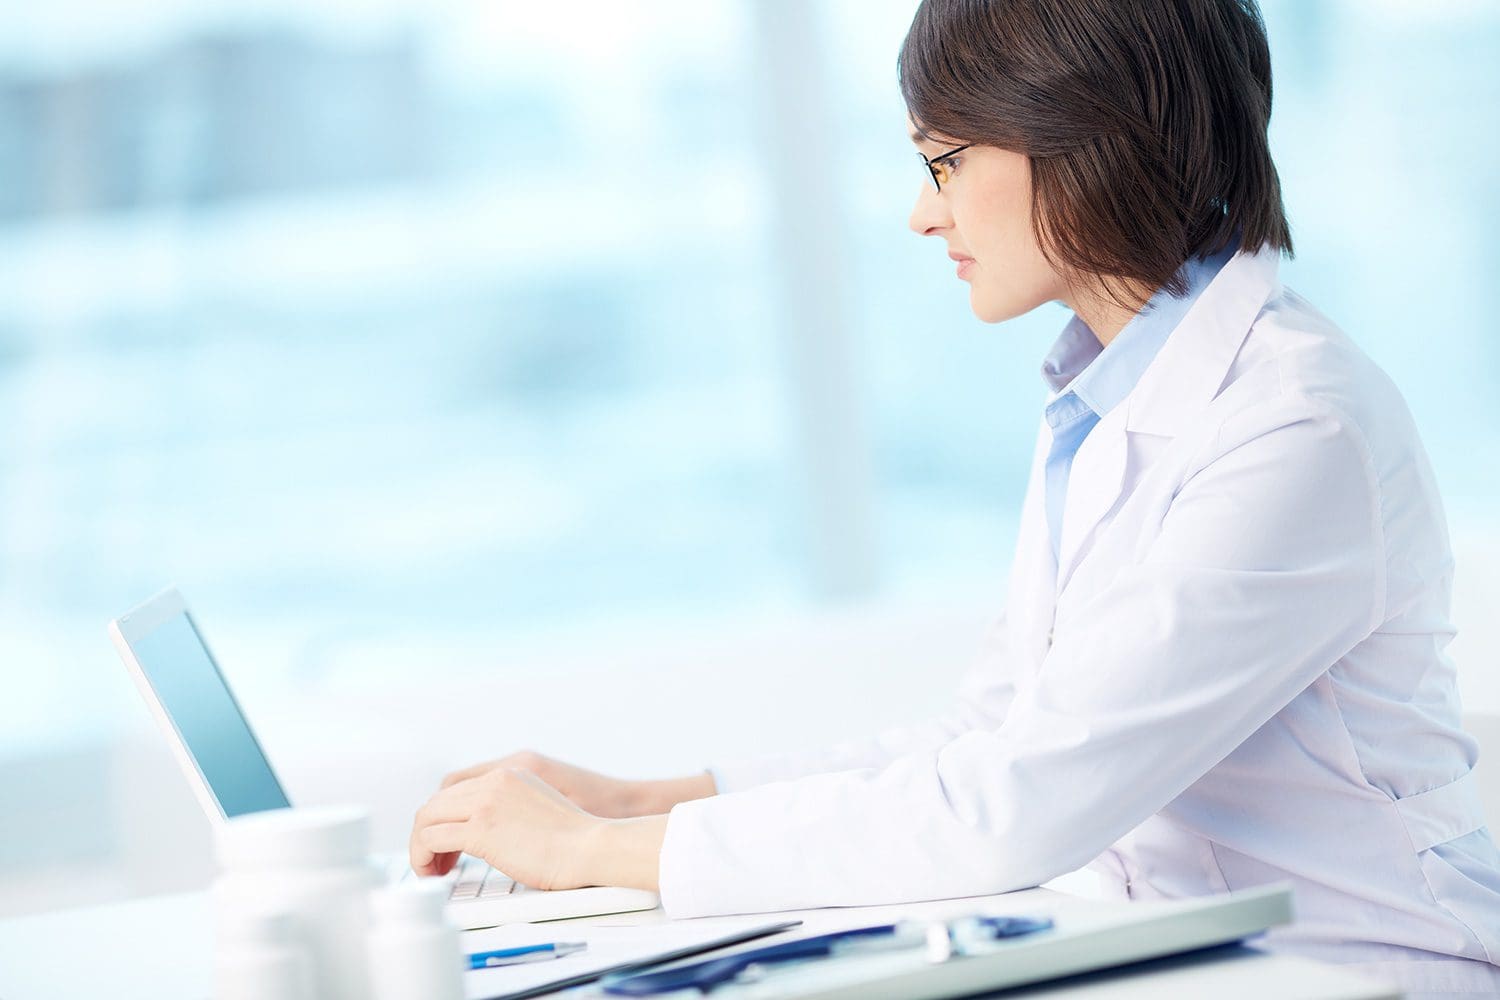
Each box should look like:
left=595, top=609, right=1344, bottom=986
left=0, top=888, right=1397, bottom=1000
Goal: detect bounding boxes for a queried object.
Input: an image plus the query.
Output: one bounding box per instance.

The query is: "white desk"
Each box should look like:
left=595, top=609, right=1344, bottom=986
left=0, top=888, right=1398, bottom=1000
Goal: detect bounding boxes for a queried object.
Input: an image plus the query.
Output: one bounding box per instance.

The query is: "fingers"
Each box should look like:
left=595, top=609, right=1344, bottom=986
left=411, top=846, right=461, bottom=877
left=419, top=822, right=473, bottom=857
left=410, top=769, right=539, bottom=872
left=441, top=760, right=498, bottom=789
left=409, top=829, right=436, bottom=875
left=513, top=768, right=580, bottom=809
left=410, top=813, right=462, bottom=875
left=416, top=777, right=486, bottom=825
left=440, top=750, right=544, bottom=789
left=409, top=766, right=610, bottom=891
left=410, top=778, right=488, bottom=874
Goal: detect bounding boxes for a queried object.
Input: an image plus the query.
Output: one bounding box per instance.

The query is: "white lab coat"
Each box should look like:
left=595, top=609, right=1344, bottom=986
left=657, top=247, right=1500, bottom=996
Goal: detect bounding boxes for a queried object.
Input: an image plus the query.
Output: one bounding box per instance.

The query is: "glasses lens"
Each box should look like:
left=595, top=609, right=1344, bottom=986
left=923, top=157, right=941, bottom=192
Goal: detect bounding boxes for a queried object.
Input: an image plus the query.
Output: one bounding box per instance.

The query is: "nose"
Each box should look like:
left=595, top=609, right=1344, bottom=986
left=908, top=180, right=951, bottom=237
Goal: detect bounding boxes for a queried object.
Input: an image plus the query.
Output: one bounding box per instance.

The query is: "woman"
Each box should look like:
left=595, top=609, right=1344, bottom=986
left=410, top=1, right=1500, bottom=993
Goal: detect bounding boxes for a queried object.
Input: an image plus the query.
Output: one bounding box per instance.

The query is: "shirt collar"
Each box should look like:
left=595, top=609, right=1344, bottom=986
left=1040, top=239, right=1239, bottom=425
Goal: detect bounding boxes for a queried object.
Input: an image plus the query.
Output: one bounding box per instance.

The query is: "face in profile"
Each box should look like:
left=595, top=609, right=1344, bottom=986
left=908, top=129, right=1069, bottom=324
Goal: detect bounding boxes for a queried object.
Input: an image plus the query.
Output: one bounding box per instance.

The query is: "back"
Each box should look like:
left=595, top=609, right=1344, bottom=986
left=1119, top=280, right=1500, bottom=989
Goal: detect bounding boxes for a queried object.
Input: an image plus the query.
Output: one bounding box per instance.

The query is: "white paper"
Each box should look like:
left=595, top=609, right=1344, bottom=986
left=462, top=917, right=798, bottom=999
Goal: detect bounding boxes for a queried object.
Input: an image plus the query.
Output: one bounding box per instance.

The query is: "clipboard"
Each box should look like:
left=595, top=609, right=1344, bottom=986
left=472, top=918, right=802, bottom=1000
left=582, top=885, right=1293, bottom=1000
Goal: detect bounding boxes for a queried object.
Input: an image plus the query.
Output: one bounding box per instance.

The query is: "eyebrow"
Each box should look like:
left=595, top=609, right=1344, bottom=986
left=910, top=127, right=960, bottom=151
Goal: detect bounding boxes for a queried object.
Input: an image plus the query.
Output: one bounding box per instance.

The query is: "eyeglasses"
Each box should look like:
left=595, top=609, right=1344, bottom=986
left=919, top=143, right=972, bottom=192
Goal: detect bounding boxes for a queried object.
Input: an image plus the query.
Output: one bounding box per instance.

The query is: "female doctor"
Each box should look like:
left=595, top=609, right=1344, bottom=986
left=410, top=1, right=1500, bottom=994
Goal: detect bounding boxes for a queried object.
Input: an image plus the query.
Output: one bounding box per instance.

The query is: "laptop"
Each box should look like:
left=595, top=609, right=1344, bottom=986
left=108, top=587, right=660, bottom=929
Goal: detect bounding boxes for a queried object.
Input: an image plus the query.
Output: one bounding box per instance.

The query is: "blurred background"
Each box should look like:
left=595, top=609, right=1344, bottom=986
left=2, top=0, right=1498, bottom=918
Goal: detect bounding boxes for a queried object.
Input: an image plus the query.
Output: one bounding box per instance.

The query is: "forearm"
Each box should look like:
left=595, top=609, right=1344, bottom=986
left=582, top=814, right=669, bottom=891
left=627, top=771, right=717, bottom=815
left=570, top=770, right=719, bottom=891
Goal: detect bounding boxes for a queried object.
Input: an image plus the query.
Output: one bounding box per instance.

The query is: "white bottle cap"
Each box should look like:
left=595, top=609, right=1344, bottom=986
left=371, top=879, right=450, bottom=924
left=217, top=805, right=370, bottom=870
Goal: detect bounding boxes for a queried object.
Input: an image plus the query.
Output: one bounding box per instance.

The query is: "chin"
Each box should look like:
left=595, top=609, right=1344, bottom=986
left=969, top=285, right=1028, bottom=324
left=969, top=278, right=1054, bottom=324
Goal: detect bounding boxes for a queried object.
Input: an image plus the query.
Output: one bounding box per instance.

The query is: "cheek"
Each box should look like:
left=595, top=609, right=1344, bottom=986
left=966, top=181, right=1033, bottom=254
left=955, top=190, right=1062, bottom=321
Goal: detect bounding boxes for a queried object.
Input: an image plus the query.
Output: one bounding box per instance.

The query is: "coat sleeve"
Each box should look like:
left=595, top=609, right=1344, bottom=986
left=707, top=614, right=1021, bottom=792
left=658, top=396, right=1386, bottom=918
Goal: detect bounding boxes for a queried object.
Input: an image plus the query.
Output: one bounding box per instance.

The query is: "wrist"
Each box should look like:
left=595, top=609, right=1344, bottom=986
left=582, top=814, right=668, bottom=891
left=618, top=779, right=658, bottom=817
left=633, top=771, right=717, bottom=815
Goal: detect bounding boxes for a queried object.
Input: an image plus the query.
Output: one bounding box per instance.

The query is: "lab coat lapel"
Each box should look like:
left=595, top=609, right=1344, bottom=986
left=1010, top=419, right=1060, bottom=671
left=1055, top=247, right=1282, bottom=594
left=1055, top=408, right=1129, bottom=591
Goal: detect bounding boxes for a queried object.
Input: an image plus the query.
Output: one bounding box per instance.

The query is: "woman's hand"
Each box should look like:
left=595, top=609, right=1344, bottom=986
left=408, top=766, right=667, bottom=891
left=438, top=751, right=636, bottom=817
left=438, top=750, right=715, bottom=818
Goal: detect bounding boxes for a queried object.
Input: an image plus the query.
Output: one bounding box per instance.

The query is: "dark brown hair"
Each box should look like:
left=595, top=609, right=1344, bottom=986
left=899, top=0, right=1293, bottom=300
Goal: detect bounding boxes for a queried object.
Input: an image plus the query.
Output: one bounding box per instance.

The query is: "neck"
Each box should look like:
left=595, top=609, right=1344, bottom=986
left=1067, top=279, right=1153, bottom=348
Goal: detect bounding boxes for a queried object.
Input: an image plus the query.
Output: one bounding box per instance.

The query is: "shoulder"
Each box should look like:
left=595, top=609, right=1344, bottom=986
left=1197, top=285, right=1452, bottom=612
left=1211, top=285, right=1425, bottom=474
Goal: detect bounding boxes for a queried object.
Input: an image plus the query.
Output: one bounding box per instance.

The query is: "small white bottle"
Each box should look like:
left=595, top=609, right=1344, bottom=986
left=367, top=880, right=466, bottom=1000
left=214, top=805, right=376, bottom=1000
left=214, top=908, right=314, bottom=1000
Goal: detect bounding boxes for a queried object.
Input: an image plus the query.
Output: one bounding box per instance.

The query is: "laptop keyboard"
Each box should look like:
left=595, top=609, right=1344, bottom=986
left=447, top=855, right=523, bottom=901
left=399, top=854, right=527, bottom=902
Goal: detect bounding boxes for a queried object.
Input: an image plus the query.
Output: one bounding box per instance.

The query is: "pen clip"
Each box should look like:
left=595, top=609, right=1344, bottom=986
left=945, top=914, right=1054, bottom=957
left=601, top=923, right=901, bottom=996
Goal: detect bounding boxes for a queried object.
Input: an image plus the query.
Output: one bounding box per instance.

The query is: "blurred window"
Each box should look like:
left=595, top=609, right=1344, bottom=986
left=1, top=0, right=1497, bottom=894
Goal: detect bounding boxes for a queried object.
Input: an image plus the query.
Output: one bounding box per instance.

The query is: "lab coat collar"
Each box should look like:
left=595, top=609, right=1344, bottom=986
left=1053, top=246, right=1282, bottom=591
left=1123, top=247, right=1283, bottom=439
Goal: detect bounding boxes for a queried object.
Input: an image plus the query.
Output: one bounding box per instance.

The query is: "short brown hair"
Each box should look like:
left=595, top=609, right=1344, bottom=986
left=899, top=0, right=1293, bottom=299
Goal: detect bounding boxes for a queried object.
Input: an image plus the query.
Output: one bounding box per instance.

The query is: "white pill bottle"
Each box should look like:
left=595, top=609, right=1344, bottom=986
left=213, top=805, right=376, bottom=1000
left=368, top=880, right=466, bottom=1000
left=213, top=908, right=315, bottom=1000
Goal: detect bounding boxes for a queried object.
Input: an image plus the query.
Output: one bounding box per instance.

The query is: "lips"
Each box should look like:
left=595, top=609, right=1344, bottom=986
left=949, top=252, right=976, bottom=279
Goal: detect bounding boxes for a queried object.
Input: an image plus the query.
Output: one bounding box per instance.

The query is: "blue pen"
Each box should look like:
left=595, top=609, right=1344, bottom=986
left=468, top=941, right=588, bottom=970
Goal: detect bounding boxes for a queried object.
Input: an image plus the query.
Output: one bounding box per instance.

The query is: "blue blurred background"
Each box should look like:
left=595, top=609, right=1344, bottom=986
left=3, top=0, right=1498, bottom=916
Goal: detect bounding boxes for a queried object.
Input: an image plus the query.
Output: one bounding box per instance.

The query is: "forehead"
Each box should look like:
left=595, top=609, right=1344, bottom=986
left=906, top=115, right=960, bottom=150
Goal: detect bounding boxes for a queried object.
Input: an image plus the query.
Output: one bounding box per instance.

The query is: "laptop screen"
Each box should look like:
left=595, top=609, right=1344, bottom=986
left=129, top=610, right=291, bottom=817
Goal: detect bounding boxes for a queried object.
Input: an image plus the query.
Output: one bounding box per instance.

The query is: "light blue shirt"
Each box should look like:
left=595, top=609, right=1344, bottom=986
left=1040, top=240, right=1237, bottom=560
